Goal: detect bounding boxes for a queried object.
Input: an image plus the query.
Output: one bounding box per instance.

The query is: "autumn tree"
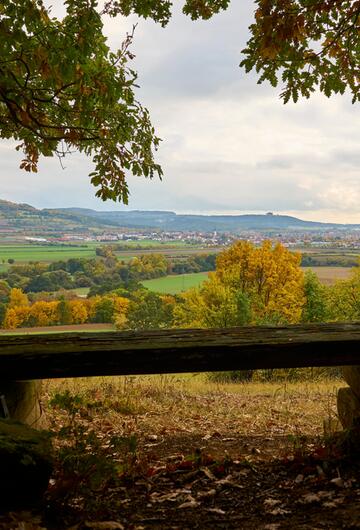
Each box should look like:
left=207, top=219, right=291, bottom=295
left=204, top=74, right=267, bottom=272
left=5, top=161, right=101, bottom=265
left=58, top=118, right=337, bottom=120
left=57, top=297, right=72, bottom=325
left=126, top=290, right=174, bottom=330
left=0, top=302, right=6, bottom=327
left=129, top=254, right=168, bottom=280
left=91, top=297, right=115, bottom=323
left=3, top=307, right=26, bottom=329
left=8, top=287, right=30, bottom=308
left=174, top=274, right=251, bottom=328
left=216, top=240, right=305, bottom=324
left=28, top=300, right=58, bottom=326
left=327, top=266, right=360, bottom=321
left=301, top=269, right=330, bottom=323
left=69, top=299, right=88, bottom=324
left=110, top=294, right=130, bottom=328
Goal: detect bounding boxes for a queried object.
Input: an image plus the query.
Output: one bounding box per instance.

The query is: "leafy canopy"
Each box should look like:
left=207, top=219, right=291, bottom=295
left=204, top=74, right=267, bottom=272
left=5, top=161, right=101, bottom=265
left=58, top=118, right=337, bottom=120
left=105, top=0, right=360, bottom=104
left=0, top=0, right=162, bottom=203
left=1, top=0, right=358, bottom=202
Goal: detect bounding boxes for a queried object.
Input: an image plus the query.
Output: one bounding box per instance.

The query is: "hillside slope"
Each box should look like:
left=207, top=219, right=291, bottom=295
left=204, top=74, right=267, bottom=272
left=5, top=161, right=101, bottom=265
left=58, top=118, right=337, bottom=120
left=0, top=199, right=356, bottom=234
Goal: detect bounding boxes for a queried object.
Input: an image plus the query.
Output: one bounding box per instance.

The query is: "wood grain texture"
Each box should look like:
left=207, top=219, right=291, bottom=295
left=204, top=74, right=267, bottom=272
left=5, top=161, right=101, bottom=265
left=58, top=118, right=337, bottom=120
left=1, top=323, right=360, bottom=380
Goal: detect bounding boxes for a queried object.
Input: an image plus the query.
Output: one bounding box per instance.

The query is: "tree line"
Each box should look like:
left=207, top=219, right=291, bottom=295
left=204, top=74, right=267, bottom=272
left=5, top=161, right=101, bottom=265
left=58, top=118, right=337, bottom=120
left=0, top=250, right=215, bottom=296
left=1, top=240, right=360, bottom=332
left=0, top=287, right=176, bottom=331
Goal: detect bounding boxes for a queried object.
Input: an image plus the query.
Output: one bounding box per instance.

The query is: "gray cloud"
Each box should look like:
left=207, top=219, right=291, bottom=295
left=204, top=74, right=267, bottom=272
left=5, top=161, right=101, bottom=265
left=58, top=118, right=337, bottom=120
left=330, top=149, right=360, bottom=167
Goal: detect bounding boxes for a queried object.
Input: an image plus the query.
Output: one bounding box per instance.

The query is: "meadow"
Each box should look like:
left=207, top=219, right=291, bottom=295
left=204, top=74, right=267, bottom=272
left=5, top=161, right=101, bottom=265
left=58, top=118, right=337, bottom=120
left=0, top=241, right=207, bottom=266
left=0, top=244, right=97, bottom=263
left=44, top=374, right=341, bottom=449
left=142, top=271, right=209, bottom=294
left=66, top=287, right=91, bottom=297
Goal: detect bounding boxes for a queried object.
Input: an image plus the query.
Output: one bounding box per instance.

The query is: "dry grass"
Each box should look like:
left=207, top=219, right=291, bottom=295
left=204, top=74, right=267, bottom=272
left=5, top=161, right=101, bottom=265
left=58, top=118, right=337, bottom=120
left=42, top=374, right=342, bottom=461
left=302, top=266, right=352, bottom=285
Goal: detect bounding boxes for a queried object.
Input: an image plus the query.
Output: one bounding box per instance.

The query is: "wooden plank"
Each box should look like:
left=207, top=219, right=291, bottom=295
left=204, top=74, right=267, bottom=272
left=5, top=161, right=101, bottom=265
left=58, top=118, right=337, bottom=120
left=1, top=323, right=360, bottom=380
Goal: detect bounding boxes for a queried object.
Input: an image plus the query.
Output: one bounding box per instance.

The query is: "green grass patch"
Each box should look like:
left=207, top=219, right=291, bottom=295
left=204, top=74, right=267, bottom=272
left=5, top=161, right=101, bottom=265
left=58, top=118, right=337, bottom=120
left=64, top=287, right=90, bottom=297
left=0, top=244, right=96, bottom=263
left=142, top=272, right=209, bottom=294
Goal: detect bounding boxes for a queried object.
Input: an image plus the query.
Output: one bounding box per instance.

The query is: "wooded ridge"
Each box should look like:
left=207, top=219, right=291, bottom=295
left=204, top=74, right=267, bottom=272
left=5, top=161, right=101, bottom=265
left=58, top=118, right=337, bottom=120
left=1, top=323, right=360, bottom=380
left=2, top=198, right=360, bottom=233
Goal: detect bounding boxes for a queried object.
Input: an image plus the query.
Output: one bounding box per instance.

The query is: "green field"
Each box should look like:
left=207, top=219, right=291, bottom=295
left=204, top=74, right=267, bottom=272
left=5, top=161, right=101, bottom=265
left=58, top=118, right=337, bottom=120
left=0, top=244, right=140, bottom=264
left=142, top=272, right=209, bottom=294
left=0, top=244, right=97, bottom=263
left=65, top=287, right=91, bottom=297
left=0, top=241, right=200, bottom=265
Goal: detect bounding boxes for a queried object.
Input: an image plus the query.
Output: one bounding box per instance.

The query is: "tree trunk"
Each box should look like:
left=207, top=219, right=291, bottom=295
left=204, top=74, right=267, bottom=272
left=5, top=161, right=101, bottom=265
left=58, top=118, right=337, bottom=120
left=0, top=381, right=42, bottom=428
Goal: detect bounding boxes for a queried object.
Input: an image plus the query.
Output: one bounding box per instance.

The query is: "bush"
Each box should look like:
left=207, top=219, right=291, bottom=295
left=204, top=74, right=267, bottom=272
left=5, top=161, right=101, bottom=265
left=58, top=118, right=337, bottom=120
left=207, top=370, right=253, bottom=383
left=207, top=367, right=342, bottom=383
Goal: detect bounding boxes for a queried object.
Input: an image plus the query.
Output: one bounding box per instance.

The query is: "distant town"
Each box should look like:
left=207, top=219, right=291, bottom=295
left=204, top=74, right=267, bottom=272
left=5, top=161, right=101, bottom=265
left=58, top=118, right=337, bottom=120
left=2, top=198, right=360, bottom=250
left=19, top=228, right=360, bottom=250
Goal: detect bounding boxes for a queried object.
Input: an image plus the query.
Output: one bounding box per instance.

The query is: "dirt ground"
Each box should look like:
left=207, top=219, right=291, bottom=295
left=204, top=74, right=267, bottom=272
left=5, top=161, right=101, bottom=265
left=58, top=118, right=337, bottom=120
left=1, top=377, right=359, bottom=530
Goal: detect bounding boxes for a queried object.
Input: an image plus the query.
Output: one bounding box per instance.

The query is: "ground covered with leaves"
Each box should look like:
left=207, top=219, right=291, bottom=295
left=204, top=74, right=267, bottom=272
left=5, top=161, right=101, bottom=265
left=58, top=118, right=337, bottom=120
left=1, top=375, right=360, bottom=529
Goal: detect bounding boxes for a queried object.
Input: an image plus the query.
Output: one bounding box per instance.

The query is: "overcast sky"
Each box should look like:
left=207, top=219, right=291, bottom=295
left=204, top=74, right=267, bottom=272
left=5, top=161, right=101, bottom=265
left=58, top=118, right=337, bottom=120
left=1, top=1, right=359, bottom=223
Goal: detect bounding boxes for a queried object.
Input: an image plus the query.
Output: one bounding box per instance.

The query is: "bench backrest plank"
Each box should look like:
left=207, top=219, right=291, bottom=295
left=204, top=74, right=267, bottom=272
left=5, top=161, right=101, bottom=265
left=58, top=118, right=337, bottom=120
left=1, top=323, right=360, bottom=380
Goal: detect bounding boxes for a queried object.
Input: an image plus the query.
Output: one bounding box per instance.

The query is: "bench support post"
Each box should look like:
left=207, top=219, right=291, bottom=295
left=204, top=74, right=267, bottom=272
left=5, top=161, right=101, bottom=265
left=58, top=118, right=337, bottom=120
left=0, top=381, right=42, bottom=427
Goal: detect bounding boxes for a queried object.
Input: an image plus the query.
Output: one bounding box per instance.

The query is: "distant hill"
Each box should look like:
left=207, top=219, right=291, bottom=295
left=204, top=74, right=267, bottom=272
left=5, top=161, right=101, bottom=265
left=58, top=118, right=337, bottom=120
left=59, top=207, right=352, bottom=232
left=0, top=199, right=111, bottom=235
left=0, top=198, right=358, bottom=235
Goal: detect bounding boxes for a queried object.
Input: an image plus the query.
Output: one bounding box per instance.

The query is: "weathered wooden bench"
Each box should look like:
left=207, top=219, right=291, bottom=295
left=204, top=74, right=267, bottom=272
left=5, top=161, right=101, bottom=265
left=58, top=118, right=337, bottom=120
left=1, top=323, right=360, bottom=427
left=1, top=323, right=360, bottom=380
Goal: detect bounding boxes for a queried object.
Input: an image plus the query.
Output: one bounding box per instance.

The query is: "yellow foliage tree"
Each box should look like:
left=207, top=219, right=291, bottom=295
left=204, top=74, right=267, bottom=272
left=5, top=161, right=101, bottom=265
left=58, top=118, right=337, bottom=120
left=3, top=306, right=30, bottom=329
left=8, top=288, right=29, bottom=308
left=3, top=308, right=20, bottom=330
left=216, top=240, right=305, bottom=324
left=29, top=301, right=59, bottom=327
left=69, top=300, right=88, bottom=324
left=174, top=273, right=250, bottom=329
left=85, top=296, right=99, bottom=322
left=4, top=288, right=31, bottom=329
left=111, top=295, right=130, bottom=329
left=112, top=295, right=130, bottom=315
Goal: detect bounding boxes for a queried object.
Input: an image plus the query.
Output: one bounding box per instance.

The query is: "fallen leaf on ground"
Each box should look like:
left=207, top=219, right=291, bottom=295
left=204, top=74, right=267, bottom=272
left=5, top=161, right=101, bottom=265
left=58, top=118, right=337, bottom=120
left=178, top=499, right=200, bottom=509
left=200, top=467, right=217, bottom=480
left=264, top=498, right=281, bottom=509
left=85, top=522, right=124, bottom=530
left=269, top=507, right=291, bottom=515
left=197, top=488, right=217, bottom=499
left=207, top=508, right=226, bottom=515
left=330, top=477, right=344, bottom=488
